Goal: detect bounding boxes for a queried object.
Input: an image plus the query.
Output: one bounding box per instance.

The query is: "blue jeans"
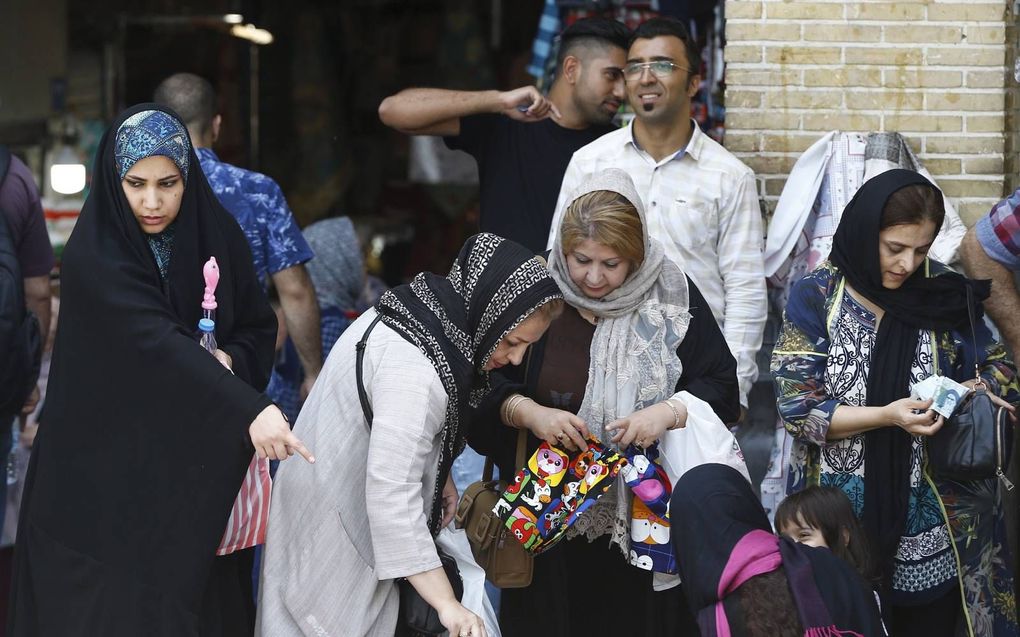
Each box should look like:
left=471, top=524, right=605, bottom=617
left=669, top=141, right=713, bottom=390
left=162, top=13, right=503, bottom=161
left=451, top=447, right=501, bottom=613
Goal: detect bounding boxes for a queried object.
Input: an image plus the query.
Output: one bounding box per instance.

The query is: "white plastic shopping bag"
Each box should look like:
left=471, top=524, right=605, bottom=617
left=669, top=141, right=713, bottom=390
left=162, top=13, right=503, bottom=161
left=659, top=391, right=751, bottom=486
left=435, top=526, right=501, bottom=637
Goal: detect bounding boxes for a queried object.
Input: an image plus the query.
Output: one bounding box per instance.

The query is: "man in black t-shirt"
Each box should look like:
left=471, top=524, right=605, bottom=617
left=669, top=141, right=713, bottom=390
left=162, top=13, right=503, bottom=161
left=379, top=18, right=629, bottom=254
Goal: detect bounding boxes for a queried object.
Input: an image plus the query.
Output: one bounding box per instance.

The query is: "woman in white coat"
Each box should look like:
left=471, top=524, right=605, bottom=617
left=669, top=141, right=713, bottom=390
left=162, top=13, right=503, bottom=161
left=257, top=234, right=563, bottom=637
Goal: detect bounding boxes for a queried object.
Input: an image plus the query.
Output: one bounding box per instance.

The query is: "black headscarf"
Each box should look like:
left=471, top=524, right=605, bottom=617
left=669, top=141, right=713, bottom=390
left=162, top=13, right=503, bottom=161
left=10, top=104, right=277, bottom=636
left=376, top=232, right=562, bottom=534
left=670, top=464, right=886, bottom=636
left=829, top=168, right=988, bottom=588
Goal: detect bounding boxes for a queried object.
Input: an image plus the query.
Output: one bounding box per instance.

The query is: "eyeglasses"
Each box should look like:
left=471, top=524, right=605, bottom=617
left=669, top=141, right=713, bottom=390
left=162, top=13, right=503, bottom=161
left=623, top=61, right=691, bottom=80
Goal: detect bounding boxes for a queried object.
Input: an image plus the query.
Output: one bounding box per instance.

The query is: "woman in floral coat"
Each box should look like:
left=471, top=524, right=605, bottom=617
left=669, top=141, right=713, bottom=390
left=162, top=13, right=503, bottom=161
left=771, top=169, right=1017, bottom=637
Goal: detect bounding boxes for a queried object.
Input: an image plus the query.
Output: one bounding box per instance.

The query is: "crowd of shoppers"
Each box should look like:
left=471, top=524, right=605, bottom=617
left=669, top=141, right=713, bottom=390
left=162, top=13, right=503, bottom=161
left=2, top=11, right=1020, bottom=637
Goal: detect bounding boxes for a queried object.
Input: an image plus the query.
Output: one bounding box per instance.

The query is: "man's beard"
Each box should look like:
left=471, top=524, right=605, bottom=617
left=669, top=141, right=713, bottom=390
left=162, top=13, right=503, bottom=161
left=575, top=94, right=617, bottom=126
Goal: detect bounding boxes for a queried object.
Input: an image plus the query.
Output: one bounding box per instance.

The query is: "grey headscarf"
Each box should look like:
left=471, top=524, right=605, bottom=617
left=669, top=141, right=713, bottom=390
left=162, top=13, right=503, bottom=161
left=548, top=168, right=692, bottom=552
left=303, top=217, right=364, bottom=312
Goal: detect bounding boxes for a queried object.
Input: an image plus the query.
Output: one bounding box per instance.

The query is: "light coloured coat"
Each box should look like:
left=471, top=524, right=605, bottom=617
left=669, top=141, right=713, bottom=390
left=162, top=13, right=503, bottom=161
left=257, top=309, right=448, bottom=636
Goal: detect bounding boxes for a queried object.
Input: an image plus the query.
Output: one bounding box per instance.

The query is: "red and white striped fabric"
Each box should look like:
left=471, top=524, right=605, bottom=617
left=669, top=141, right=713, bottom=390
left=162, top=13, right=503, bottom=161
left=216, top=455, right=271, bottom=555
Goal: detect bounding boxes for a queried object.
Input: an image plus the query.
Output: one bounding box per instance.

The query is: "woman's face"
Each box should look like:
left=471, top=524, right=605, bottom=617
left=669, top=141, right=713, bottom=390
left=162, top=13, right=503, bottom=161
left=122, top=155, right=184, bottom=235
left=565, top=238, right=631, bottom=299
left=780, top=513, right=829, bottom=549
left=483, top=312, right=552, bottom=371
left=878, top=220, right=937, bottom=290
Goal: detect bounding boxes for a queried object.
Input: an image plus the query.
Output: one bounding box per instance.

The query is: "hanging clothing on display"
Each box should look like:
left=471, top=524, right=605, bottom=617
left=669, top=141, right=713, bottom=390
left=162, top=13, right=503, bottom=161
left=766, top=131, right=967, bottom=286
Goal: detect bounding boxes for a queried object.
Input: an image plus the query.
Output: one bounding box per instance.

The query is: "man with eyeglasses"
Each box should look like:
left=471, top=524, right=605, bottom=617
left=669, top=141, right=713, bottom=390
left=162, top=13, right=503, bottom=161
left=549, top=16, right=766, bottom=414
left=378, top=18, right=629, bottom=255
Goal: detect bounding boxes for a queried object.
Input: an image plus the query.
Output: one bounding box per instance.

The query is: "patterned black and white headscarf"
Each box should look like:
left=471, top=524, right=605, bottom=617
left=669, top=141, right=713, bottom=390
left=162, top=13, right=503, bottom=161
left=376, top=233, right=562, bottom=533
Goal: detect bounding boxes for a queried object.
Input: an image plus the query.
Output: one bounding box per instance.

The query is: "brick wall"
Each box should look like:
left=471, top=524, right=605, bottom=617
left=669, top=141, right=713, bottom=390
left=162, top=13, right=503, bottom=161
left=723, top=1, right=1017, bottom=226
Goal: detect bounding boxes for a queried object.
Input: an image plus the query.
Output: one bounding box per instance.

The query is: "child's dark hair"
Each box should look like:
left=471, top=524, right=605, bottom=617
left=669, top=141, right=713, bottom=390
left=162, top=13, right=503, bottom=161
left=775, top=487, right=877, bottom=584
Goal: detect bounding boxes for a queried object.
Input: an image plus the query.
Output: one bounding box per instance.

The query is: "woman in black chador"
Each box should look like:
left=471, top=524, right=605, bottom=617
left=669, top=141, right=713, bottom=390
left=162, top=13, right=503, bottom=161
left=9, top=104, right=310, bottom=637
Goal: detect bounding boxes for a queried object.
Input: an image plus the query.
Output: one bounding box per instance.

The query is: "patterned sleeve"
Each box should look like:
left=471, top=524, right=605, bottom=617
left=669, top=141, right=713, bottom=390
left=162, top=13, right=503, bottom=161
left=256, top=177, right=314, bottom=275
left=770, top=271, right=841, bottom=446
left=974, top=188, right=1020, bottom=270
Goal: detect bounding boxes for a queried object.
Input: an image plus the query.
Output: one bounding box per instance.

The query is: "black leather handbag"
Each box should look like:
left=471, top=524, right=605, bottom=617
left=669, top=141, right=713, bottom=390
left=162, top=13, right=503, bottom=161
left=929, top=389, right=1013, bottom=486
left=396, top=551, right=464, bottom=636
left=928, top=286, right=1014, bottom=489
left=356, top=315, right=464, bottom=636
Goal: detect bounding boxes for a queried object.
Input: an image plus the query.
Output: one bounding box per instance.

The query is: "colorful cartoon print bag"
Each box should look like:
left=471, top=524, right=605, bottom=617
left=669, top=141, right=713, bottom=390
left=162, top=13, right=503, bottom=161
left=492, top=438, right=627, bottom=555
left=622, top=444, right=677, bottom=574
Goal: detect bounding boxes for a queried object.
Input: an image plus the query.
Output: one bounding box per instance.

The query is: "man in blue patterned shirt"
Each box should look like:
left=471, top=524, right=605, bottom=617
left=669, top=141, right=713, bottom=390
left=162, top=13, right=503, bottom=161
left=155, top=74, right=322, bottom=409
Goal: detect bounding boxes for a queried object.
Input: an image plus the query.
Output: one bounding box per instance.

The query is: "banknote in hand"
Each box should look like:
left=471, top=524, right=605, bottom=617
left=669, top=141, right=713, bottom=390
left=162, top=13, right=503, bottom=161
left=910, top=375, right=971, bottom=418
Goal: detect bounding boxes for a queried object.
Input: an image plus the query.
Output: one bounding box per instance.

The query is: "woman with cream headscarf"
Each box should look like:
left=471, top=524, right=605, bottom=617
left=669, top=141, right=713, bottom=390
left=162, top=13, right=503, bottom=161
left=470, top=168, right=741, bottom=636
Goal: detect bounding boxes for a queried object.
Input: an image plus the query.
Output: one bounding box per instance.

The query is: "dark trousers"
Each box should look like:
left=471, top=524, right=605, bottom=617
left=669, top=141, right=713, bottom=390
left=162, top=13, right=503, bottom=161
left=890, top=586, right=961, bottom=637
left=200, top=547, right=256, bottom=637
left=500, top=536, right=698, bottom=637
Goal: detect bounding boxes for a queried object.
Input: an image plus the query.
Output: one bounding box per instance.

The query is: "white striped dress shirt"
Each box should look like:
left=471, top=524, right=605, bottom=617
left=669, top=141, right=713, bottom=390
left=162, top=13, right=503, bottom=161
left=548, top=120, right=767, bottom=405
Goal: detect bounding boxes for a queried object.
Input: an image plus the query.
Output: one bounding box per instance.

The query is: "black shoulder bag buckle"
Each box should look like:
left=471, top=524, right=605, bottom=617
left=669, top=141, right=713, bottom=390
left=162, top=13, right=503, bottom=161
left=355, top=313, right=464, bottom=636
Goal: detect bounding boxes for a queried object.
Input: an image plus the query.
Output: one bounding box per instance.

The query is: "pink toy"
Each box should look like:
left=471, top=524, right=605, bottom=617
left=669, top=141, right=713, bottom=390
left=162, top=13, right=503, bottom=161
left=202, top=257, right=220, bottom=315
left=199, top=257, right=220, bottom=353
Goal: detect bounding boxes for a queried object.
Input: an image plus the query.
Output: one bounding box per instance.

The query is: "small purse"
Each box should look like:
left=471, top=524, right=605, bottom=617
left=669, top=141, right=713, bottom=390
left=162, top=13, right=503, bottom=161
left=356, top=315, right=463, bottom=636
left=927, top=286, right=1015, bottom=489
left=454, top=429, right=534, bottom=588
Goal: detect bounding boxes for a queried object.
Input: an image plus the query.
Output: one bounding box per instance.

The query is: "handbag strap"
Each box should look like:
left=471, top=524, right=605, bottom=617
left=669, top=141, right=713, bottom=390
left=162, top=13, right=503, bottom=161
left=963, top=283, right=983, bottom=384
left=355, top=313, right=383, bottom=427
left=355, top=312, right=453, bottom=534
left=482, top=429, right=527, bottom=482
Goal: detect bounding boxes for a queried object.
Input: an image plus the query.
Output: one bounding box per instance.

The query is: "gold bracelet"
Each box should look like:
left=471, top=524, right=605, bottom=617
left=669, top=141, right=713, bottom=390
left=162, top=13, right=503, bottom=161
left=503, top=394, right=526, bottom=427
left=502, top=394, right=523, bottom=426
left=663, top=399, right=683, bottom=430
left=508, top=396, right=535, bottom=429
left=500, top=394, right=512, bottom=423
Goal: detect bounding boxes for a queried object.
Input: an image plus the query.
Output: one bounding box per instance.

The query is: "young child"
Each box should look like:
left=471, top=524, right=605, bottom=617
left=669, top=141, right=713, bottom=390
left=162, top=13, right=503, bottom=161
left=775, top=486, right=876, bottom=584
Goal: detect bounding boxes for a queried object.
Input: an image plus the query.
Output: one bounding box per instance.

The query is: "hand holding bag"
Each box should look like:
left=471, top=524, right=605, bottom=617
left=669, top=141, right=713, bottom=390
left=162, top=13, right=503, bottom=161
left=435, top=527, right=502, bottom=637
left=454, top=429, right=534, bottom=588
left=492, top=437, right=627, bottom=555
left=396, top=552, right=464, bottom=636
left=356, top=315, right=463, bottom=636
left=927, top=285, right=1014, bottom=489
